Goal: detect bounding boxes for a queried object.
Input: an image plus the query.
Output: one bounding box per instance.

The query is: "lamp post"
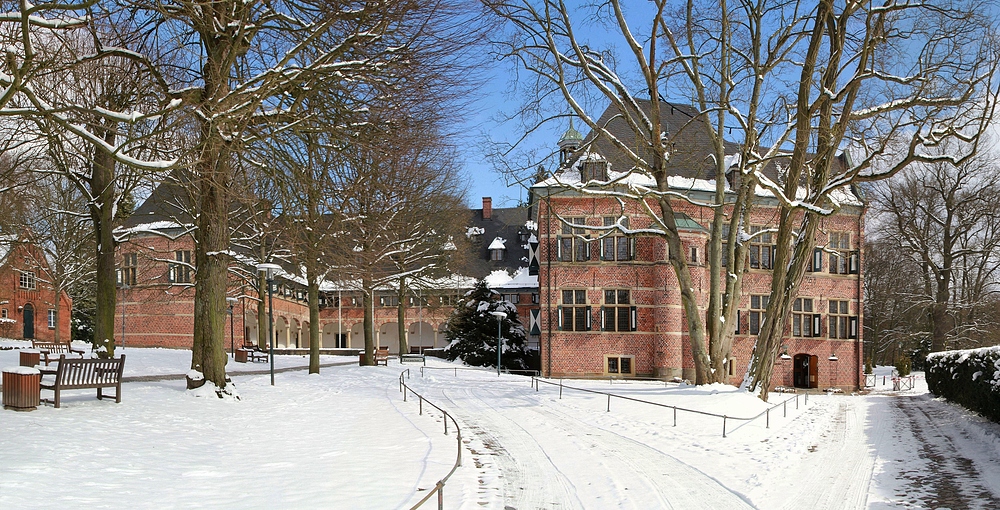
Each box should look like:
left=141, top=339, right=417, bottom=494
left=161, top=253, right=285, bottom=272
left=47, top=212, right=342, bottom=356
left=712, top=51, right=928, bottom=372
left=227, top=296, right=238, bottom=357
left=257, top=263, right=281, bottom=386
left=490, top=311, right=507, bottom=376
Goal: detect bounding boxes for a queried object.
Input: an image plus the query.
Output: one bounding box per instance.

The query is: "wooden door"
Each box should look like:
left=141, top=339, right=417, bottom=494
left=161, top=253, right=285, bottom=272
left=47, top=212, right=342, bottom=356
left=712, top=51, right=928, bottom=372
left=22, top=303, right=34, bottom=339
left=809, top=355, right=819, bottom=388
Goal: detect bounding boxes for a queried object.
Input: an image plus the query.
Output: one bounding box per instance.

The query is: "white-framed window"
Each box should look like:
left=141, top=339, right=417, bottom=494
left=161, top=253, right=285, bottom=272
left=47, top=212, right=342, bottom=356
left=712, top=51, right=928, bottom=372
left=501, top=293, right=520, bottom=304
left=601, top=217, right=635, bottom=261
left=379, top=295, right=399, bottom=307
left=749, top=295, right=769, bottom=335
left=2, top=308, right=7, bottom=319
left=601, top=289, right=637, bottom=332
left=168, top=250, right=192, bottom=283
left=557, top=217, right=591, bottom=262
left=558, top=289, right=591, bottom=331
left=792, top=298, right=821, bottom=337
left=605, top=355, right=634, bottom=375
left=19, top=271, right=36, bottom=290
left=47, top=309, right=56, bottom=329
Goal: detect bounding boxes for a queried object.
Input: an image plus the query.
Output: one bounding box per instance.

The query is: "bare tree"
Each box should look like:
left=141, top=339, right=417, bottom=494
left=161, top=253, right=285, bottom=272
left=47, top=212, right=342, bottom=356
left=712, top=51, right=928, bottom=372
left=487, top=0, right=999, bottom=397
left=869, top=144, right=1000, bottom=356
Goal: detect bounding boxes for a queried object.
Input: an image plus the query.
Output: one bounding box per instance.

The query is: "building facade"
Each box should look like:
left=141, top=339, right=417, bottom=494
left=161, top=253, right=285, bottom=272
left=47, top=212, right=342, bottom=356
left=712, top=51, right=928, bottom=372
left=533, top=102, right=864, bottom=391
left=0, top=236, right=73, bottom=342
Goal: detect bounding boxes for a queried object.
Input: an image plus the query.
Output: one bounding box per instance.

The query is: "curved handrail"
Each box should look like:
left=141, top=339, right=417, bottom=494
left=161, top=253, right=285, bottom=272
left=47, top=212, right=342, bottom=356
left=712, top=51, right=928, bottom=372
left=531, top=377, right=805, bottom=438
left=398, top=369, right=463, bottom=509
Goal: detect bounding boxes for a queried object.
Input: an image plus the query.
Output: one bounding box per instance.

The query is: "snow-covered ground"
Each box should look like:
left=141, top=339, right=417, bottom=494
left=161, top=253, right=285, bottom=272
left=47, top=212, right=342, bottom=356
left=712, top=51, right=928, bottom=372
left=2, top=341, right=999, bottom=509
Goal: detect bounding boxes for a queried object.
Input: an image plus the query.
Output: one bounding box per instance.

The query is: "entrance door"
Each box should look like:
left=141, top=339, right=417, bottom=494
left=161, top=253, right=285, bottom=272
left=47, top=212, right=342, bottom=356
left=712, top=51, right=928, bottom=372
left=22, top=303, right=34, bottom=339
left=793, top=354, right=809, bottom=388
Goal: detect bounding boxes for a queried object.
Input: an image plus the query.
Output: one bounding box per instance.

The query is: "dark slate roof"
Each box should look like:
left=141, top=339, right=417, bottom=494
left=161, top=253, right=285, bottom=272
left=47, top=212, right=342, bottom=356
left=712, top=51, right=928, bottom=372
left=458, top=203, right=534, bottom=279
left=121, top=170, right=194, bottom=230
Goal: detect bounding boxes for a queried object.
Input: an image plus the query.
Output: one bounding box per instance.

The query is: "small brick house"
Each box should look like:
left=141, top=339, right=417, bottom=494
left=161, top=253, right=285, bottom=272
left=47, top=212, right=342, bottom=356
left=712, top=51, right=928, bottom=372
left=0, top=235, right=73, bottom=342
left=533, top=101, right=864, bottom=391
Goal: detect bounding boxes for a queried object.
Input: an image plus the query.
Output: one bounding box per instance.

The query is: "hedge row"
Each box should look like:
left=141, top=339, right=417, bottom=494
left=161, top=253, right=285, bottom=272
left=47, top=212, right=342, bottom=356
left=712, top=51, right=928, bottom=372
left=926, top=346, right=1000, bottom=423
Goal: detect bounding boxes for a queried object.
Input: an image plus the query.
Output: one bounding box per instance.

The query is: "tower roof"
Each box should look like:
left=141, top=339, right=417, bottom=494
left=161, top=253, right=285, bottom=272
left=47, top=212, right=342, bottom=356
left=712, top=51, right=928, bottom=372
left=558, top=119, right=584, bottom=147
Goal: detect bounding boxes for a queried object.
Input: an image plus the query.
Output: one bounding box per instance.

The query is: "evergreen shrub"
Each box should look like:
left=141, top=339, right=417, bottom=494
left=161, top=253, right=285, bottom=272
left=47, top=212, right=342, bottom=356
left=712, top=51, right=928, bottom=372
left=926, top=346, right=1000, bottom=423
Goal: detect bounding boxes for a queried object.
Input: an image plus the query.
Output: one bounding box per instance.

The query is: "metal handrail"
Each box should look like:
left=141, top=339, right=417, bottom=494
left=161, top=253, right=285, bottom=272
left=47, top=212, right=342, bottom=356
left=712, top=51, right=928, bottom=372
left=531, top=377, right=805, bottom=438
left=418, top=365, right=540, bottom=378
left=398, top=369, right=463, bottom=510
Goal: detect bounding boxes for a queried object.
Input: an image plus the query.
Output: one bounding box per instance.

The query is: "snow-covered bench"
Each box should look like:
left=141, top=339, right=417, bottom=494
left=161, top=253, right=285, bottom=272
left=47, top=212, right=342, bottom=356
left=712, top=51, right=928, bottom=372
left=40, top=355, right=126, bottom=408
left=31, top=340, right=86, bottom=366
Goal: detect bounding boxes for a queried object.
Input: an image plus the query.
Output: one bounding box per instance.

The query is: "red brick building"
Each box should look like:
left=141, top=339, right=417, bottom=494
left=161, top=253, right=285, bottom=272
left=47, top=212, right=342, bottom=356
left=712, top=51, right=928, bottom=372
left=113, top=177, right=537, bottom=355
left=0, top=236, right=73, bottom=341
left=533, top=102, right=864, bottom=391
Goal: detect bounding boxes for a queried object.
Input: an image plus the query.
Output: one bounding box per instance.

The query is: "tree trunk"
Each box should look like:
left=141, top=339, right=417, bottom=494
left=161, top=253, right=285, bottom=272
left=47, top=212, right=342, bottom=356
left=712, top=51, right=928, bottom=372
left=90, top=134, right=117, bottom=358
left=362, top=285, right=374, bottom=365
left=308, top=269, right=320, bottom=374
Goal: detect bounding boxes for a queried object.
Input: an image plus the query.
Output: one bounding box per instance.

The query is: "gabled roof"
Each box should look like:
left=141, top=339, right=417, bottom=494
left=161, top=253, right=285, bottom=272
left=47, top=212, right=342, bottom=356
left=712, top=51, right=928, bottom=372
left=458, top=203, right=534, bottom=279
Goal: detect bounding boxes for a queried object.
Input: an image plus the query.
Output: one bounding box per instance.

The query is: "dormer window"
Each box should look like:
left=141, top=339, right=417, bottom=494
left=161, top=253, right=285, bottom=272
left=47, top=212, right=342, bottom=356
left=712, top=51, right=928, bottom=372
left=488, top=237, right=506, bottom=261
left=581, top=160, right=608, bottom=182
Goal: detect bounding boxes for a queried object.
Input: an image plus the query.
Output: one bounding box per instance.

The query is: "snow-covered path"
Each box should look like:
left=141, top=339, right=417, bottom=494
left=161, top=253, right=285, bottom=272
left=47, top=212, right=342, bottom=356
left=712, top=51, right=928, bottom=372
left=420, top=374, right=754, bottom=509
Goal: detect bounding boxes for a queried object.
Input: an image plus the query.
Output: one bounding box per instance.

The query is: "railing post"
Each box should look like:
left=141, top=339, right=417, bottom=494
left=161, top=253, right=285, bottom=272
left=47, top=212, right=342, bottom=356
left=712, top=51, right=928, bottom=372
left=437, top=481, right=444, bottom=510
left=457, top=430, right=462, bottom=467
left=403, top=386, right=407, bottom=402
left=805, top=393, right=809, bottom=405
left=444, top=413, right=448, bottom=435
left=723, top=416, right=727, bottom=438
left=559, top=380, right=563, bottom=399
left=673, top=406, right=677, bottom=427
left=784, top=400, right=787, bottom=417
left=407, top=368, right=410, bottom=379
left=796, top=394, right=799, bottom=410
left=766, top=407, right=770, bottom=428
left=607, top=394, right=611, bottom=412
left=419, top=396, right=423, bottom=415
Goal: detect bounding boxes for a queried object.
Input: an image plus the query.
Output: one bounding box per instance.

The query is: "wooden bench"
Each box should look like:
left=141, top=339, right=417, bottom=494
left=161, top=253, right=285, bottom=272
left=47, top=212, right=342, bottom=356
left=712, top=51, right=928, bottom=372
left=374, top=348, right=389, bottom=366
left=31, top=340, right=85, bottom=366
left=241, top=342, right=269, bottom=363
left=40, top=355, right=125, bottom=409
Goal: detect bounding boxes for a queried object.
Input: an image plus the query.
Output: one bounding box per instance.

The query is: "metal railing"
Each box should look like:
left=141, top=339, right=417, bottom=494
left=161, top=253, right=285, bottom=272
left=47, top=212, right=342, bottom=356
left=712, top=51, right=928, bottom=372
left=398, top=369, right=463, bottom=510
left=530, top=377, right=806, bottom=438
left=417, top=365, right=540, bottom=378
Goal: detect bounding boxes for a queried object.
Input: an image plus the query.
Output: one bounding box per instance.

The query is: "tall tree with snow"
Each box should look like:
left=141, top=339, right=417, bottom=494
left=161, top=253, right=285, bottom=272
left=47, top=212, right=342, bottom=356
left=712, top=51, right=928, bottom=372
left=445, top=280, right=531, bottom=370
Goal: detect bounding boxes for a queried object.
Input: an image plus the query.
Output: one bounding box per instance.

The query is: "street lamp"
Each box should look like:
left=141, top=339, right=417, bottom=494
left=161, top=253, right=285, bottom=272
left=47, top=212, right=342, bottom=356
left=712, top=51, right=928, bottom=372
left=226, top=296, right=238, bottom=357
left=490, top=311, right=507, bottom=376
left=257, top=263, right=281, bottom=386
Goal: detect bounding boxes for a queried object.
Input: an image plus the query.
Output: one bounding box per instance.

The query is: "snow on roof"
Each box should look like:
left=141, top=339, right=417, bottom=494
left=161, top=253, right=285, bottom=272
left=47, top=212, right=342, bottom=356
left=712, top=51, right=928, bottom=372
left=489, top=267, right=538, bottom=290
left=524, top=220, right=537, bottom=231
left=466, top=226, right=485, bottom=238
left=487, top=237, right=506, bottom=250
left=115, top=220, right=193, bottom=236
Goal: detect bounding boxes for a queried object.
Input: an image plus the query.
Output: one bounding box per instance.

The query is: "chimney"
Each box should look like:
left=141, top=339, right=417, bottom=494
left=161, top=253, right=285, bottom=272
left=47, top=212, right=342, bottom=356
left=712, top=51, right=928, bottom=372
left=482, top=197, right=492, bottom=220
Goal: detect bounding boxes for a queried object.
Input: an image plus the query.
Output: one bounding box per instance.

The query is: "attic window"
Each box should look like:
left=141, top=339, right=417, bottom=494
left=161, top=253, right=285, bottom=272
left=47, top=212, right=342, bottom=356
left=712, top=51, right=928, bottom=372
left=488, top=237, right=506, bottom=261
left=581, top=160, right=608, bottom=182
left=19, top=271, right=36, bottom=290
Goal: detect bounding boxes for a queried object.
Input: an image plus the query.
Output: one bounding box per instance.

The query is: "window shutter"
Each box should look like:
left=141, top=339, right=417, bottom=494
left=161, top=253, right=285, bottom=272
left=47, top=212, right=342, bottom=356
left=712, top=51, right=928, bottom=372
left=630, top=306, right=638, bottom=331
left=557, top=306, right=563, bottom=331
left=849, top=251, right=859, bottom=274
left=556, top=237, right=563, bottom=260
left=628, top=238, right=636, bottom=260
left=734, top=309, right=741, bottom=335
left=584, top=236, right=592, bottom=261
left=849, top=316, right=858, bottom=339
left=600, top=306, right=607, bottom=331
left=585, top=306, right=593, bottom=331
left=813, top=248, right=823, bottom=272
left=812, top=314, right=822, bottom=338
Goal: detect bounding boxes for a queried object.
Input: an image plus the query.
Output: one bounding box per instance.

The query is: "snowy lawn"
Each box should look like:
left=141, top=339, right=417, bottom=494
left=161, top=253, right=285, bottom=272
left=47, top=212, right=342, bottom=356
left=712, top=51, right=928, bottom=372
left=3, top=343, right=1000, bottom=509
